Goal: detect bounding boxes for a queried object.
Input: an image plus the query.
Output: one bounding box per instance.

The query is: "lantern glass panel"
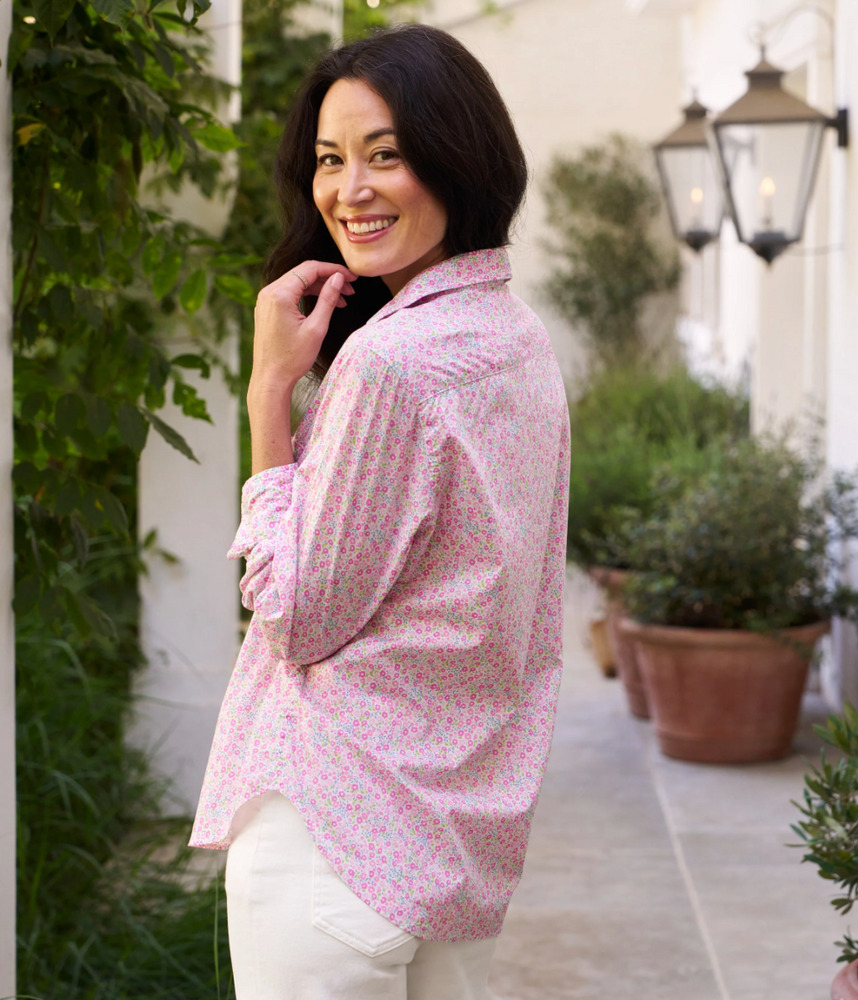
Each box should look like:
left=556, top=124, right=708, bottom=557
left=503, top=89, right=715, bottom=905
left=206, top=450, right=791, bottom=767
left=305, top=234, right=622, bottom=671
left=657, top=145, right=722, bottom=242
left=714, top=120, right=825, bottom=246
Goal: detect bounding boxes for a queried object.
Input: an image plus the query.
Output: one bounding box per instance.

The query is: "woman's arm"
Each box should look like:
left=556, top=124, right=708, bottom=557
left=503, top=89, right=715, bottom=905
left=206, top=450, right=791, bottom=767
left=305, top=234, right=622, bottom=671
left=248, top=260, right=356, bottom=475
left=232, top=347, right=439, bottom=667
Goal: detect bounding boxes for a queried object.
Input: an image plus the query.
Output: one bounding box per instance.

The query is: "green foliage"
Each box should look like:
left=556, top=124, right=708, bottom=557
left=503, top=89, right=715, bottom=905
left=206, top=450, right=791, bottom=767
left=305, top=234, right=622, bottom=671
left=543, top=134, right=681, bottom=365
left=343, top=0, right=415, bottom=40
left=566, top=366, right=749, bottom=567
left=793, top=703, right=858, bottom=963
left=12, top=0, right=250, bottom=639
left=13, top=0, right=246, bottom=993
left=610, top=435, right=858, bottom=631
left=16, top=521, right=231, bottom=998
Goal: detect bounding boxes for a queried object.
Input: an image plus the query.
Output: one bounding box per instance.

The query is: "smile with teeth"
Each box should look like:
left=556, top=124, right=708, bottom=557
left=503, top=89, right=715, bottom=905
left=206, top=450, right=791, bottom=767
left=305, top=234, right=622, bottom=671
left=345, top=217, right=397, bottom=234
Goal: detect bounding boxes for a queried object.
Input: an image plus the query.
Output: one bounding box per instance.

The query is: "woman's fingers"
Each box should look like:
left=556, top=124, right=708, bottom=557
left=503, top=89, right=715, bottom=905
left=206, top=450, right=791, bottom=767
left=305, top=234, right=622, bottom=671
left=304, top=272, right=345, bottom=335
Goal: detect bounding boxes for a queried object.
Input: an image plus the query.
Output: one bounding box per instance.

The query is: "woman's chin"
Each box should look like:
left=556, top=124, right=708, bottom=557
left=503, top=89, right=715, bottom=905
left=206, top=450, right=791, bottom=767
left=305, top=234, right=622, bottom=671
left=344, top=262, right=390, bottom=280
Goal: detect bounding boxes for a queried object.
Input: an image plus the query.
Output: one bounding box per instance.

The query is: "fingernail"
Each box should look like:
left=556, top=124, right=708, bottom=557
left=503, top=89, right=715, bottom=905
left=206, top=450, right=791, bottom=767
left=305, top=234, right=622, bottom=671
left=331, top=273, right=344, bottom=290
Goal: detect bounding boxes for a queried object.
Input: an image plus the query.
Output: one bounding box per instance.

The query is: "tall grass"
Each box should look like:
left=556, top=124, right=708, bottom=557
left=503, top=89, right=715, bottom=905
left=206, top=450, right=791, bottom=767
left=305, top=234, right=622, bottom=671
left=16, top=527, right=231, bottom=999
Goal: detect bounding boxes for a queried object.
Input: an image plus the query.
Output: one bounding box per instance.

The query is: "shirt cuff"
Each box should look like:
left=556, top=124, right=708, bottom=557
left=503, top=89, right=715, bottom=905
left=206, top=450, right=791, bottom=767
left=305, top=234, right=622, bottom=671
left=227, top=464, right=296, bottom=560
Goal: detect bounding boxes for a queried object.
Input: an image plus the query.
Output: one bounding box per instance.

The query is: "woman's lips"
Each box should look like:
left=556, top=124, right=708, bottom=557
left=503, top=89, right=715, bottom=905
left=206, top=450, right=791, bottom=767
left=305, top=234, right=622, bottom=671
left=340, top=219, right=397, bottom=243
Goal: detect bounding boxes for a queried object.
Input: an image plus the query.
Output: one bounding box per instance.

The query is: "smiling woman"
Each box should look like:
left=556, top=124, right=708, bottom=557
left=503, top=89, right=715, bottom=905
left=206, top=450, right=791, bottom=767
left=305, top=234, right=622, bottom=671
left=312, top=79, right=448, bottom=295
left=264, top=23, right=528, bottom=379
left=189, top=23, right=570, bottom=1000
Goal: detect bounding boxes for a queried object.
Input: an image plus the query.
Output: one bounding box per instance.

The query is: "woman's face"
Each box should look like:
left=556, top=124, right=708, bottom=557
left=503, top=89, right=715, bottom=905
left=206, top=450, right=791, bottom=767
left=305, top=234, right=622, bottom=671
left=313, top=78, right=448, bottom=296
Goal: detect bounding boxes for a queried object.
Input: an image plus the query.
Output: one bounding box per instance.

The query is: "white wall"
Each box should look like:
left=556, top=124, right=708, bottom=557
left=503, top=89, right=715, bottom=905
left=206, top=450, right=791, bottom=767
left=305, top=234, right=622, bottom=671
left=0, top=0, right=14, bottom=988
left=414, top=0, right=683, bottom=386
left=825, top=0, right=858, bottom=709
left=131, top=0, right=243, bottom=812
left=668, top=0, right=836, bottom=424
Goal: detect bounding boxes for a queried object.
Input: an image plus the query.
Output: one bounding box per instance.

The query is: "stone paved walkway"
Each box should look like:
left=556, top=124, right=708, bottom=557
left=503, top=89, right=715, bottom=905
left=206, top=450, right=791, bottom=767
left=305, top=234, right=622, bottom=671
left=487, top=571, right=847, bottom=1000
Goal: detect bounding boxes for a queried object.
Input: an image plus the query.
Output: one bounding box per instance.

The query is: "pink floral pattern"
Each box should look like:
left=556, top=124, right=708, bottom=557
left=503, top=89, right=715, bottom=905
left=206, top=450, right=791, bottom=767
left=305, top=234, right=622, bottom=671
left=190, top=248, right=570, bottom=941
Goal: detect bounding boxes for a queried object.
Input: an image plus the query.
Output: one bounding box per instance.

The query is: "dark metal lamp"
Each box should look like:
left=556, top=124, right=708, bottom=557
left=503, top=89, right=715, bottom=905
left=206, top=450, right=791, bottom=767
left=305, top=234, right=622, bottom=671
left=710, top=51, right=849, bottom=264
left=654, top=99, right=724, bottom=253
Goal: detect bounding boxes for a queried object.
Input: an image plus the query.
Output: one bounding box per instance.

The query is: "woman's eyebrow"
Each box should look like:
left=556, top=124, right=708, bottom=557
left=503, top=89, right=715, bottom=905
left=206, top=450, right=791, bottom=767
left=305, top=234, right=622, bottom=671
left=314, top=128, right=396, bottom=148
left=363, top=128, right=395, bottom=142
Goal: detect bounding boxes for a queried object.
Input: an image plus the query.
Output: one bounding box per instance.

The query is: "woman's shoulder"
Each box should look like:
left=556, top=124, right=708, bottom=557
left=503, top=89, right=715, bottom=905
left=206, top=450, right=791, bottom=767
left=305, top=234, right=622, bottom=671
left=347, top=281, right=555, bottom=402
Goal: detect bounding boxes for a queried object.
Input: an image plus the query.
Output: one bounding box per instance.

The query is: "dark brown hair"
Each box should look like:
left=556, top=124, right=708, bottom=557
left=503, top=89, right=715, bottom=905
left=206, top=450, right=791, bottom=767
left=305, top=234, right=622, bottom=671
left=266, top=23, right=528, bottom=378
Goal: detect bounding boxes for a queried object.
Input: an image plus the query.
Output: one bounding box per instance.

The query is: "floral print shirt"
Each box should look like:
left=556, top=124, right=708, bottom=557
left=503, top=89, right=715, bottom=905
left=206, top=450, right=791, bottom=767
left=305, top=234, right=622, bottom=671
left=190, top=248, right=570, bottom=941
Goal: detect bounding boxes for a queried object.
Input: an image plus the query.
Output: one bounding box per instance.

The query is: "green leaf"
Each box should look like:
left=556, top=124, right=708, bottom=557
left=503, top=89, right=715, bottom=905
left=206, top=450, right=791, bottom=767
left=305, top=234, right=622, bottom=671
left=172, top=353, right=210, bottom=377
left=179, top=269, right=207, bottom=313
left=193, top=123, right=243, bottom=152
left=70, top=515, right=89, bottom=568
left=17, top=123, right=46, bottom=146
left=106, top=250, right=135, bottom=287
left=15, top=422, right=38, bottom=456
left=21, top=392, right=48, bottom=421
left=91, top=0, right=136, bottom=26
left=214, top=274, right=256, bottom=306
left=80, top=484, right=105, bottom=529
left=55, top=477, right=80, bottom=518
left=13, top=576, right=41, bottom=617
left=85, top=395, right=112, bottom=438
left=13, top=462, right=42, bottom=493
left=98, top=488, right=129, bottom=535
left=142, top=236, right=166, bottom=277
left=63, top=590, right=92, bottom=639
left=152, top=251, right=182, bottom=299
left=33, top=0, right=77, bottom=40
left=117, top=402, right=149, bottom=454
left=54, top=393, right=85, bottom=435
left=49, top=284, right=73, bottom=321
left=78, top=592, right=117, bottom=639
left=141, top=407, right=198, bottom=462
left=39, top=586, right=65, bottom=626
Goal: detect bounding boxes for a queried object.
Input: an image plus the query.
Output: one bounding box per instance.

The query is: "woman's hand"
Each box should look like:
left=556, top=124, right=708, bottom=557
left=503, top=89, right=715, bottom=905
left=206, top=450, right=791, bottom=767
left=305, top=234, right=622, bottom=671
left=250, top=261, right=358, bottom=393
left=248, top=261, right=357, bottom=474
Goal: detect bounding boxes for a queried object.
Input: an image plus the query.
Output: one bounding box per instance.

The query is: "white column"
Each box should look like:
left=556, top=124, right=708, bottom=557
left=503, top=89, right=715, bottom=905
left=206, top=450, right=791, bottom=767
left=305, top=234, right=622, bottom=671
left=133, top=349, right=240, bottom=811
left=0, top=0, right=15, bottom=991
left=130, top=0, right=243, bottom=813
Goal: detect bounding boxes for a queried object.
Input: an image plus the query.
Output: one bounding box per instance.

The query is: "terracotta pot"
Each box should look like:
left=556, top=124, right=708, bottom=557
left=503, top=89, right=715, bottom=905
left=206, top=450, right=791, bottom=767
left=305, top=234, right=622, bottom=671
left=620, top=619, right=830, bottom=764
left=832, top=958, right=858, bottom=999
left=587, top=567, right=650, bottom=719
left=589, top=618, right=616, bottom=677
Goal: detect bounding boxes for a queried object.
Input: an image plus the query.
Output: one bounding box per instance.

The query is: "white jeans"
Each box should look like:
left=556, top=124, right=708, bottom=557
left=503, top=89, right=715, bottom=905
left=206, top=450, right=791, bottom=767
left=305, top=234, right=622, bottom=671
left=225, top=791, right=498, bottom=1000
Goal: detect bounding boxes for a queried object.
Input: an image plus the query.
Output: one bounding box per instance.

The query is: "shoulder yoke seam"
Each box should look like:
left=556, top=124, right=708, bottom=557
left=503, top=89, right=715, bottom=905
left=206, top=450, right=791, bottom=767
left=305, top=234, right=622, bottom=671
left=417, top=347, right=557, bottom=404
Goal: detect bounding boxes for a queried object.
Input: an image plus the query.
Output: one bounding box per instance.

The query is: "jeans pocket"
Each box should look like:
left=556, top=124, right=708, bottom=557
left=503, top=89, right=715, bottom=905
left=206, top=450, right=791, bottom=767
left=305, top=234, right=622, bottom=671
left=311, top=847, right=415, bottom=957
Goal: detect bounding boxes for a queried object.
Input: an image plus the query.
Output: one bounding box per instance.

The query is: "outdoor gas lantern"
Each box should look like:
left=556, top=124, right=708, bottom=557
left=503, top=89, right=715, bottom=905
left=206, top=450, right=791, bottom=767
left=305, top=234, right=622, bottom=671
left=711, top=51, right=848, bottom=264
left=654, top=99, right=724, bottom=253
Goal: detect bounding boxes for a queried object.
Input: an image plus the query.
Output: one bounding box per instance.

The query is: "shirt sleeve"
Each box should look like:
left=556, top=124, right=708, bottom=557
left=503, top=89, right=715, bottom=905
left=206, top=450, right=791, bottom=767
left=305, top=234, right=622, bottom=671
left=228, top=346, right=438, bottom=666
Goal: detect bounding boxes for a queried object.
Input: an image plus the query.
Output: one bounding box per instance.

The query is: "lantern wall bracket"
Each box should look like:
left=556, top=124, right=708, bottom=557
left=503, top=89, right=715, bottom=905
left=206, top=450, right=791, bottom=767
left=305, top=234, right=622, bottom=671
left=829, top=107, right=849, bottom=148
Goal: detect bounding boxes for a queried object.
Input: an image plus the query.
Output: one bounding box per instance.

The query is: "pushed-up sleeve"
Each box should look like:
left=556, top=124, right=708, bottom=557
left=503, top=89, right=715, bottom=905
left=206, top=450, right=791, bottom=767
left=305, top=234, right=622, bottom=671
left=228, top=346, right=437, bottom=666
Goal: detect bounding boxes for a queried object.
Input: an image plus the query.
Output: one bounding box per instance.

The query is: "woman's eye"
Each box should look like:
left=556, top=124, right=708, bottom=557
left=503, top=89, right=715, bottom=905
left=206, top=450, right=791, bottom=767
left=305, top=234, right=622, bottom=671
left=373, top=149, right=400, bottom=163
left=317, top=154, right=341, bottom=167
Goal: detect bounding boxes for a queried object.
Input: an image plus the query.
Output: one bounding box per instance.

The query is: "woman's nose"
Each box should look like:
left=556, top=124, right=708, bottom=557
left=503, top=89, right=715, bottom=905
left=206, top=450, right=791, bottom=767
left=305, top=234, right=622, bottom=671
left=338, top=162, right=374, bottom=207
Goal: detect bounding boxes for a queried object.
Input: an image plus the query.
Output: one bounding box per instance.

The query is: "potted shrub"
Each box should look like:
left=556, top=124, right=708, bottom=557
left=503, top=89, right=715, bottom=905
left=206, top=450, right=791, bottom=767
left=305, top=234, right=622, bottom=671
left=613, top=436, right=858, bottom=763
left=792, top=705, right=858, bottom=998
left=566, top=366, right=748, bottom=718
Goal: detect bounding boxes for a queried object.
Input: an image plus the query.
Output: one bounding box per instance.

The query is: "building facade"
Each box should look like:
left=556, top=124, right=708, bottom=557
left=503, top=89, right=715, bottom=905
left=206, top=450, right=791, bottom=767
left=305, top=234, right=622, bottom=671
left=634, top=0, right=858, bottom=708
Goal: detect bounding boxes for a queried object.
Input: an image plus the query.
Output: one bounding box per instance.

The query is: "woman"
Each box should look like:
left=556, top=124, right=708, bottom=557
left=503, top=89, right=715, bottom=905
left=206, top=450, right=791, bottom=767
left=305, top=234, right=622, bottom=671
left=190, top=23, right=570, bottom=1000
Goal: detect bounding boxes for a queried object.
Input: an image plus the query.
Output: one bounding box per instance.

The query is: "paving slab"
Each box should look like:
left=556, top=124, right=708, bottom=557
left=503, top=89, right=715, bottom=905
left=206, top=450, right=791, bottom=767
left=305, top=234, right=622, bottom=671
left=487, top=570, right=849, bottom=1000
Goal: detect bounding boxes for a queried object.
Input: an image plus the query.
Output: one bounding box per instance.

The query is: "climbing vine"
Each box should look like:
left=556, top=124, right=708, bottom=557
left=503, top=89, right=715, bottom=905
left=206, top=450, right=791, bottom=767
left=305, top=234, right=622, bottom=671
left=11, top=0, right=252, bottom=637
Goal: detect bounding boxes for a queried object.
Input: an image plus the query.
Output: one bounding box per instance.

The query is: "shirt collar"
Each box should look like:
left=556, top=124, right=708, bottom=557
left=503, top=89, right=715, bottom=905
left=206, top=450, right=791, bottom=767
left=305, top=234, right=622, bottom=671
left=368, top=247, right=512, bottom=324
